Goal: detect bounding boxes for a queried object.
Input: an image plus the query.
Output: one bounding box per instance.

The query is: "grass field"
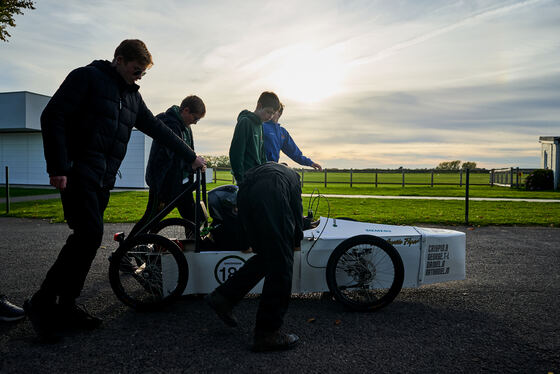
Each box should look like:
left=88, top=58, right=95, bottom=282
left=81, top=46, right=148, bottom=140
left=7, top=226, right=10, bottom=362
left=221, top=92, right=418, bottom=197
left=2, top=187, right=559, bottom=226
left=2, top=169, right=558, bottom=226
left=0, top=186, right=55, bottom=197
left=211, top=169, right=559, bottom=199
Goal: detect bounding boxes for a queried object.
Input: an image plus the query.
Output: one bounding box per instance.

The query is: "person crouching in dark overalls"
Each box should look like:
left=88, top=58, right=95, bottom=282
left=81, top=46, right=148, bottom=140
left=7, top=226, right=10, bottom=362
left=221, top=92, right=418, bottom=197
left=206, top=162, right=303, bottom=352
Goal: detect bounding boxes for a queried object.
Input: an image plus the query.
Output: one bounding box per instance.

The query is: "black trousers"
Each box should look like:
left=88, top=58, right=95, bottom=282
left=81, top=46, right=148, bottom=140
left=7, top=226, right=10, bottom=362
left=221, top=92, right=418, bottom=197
left=216, top=174, right=295, bottom=332
left=36, top=177, right=110, bottom=304
left=128, top=189, right=195, bottom=238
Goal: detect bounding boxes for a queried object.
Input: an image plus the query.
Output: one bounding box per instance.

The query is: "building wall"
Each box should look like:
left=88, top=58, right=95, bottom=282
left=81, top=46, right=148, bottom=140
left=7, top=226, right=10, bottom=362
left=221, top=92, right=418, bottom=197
left=1, top=91, right=152, bottom=189
left=0, top=130, right=151, bottom=188
left=540, top=138, right=559, bottom=190
left=114, top=130, right=151, bottom=188
left=0, top=132, right=49, bottom=185
left=0, top=91, right=49, bottom=131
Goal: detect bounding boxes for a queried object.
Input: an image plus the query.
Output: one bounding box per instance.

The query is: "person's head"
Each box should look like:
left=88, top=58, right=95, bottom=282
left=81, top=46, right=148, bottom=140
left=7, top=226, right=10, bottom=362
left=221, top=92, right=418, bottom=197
left=112, top=39, right=153, bottom=85
left=254, top=91, right=280, bottom=122
left=271, top=102, right=284, bottom=123
left=179, top=95, right=206, bottom=125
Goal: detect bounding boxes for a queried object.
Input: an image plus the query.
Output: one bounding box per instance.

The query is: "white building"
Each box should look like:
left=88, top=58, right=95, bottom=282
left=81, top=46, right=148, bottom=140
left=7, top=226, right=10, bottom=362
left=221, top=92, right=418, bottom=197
left=0, top=91, right=152, bottom=188
left=539, top=136, right=559, bottom=190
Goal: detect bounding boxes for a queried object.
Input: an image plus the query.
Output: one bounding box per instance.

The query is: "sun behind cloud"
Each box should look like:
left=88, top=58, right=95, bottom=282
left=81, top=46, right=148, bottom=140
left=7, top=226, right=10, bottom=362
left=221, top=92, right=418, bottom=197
left=267, top=43, right=347, bottom=103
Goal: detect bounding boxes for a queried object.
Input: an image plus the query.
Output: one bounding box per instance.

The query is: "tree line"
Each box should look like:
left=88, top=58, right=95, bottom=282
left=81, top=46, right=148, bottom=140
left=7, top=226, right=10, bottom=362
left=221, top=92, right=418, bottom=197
left=435, top=160, right=477, bottom=170
left=202, top=155, right=478, bottom=171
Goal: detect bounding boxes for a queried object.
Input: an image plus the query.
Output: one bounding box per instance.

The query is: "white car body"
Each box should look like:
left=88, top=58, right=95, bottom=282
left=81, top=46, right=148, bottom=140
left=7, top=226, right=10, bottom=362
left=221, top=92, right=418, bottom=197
left=162, top=217, right=466, bottom=296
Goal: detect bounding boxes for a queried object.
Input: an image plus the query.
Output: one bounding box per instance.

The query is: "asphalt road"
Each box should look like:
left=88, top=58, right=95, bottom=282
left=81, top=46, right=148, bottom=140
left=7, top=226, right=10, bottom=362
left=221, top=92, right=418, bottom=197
left=0, top=217, right=558, bottom=373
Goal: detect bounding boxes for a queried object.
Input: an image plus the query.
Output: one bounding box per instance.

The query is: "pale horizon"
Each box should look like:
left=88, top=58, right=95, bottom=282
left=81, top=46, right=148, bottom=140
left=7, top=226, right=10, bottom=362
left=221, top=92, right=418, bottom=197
left=1, top=0, right=559, bottom=169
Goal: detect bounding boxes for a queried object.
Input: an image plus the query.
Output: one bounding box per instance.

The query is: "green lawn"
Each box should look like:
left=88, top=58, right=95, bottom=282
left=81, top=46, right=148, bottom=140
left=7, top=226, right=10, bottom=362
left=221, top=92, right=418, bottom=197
left=211, top=169, right=560, bottom=199
left=2, top=188, right=559, bottom=226
left=2, top=170, right=558, bottom=226
left=307, top=197, right=560, bottom=226
left=0, top=186, right=56, bottom=197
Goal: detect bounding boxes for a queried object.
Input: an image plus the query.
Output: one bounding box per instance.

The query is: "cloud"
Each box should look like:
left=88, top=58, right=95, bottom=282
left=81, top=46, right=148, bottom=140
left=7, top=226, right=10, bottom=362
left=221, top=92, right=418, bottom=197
left=349, top=0, right=551, bottom=67
left=1, top=0, right=559, bottom=170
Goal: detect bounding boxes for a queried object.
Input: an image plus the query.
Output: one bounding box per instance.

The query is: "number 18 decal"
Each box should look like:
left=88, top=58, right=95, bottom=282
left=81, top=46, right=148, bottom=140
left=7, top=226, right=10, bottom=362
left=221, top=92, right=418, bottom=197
left=214, top=256, right=246, bottom=284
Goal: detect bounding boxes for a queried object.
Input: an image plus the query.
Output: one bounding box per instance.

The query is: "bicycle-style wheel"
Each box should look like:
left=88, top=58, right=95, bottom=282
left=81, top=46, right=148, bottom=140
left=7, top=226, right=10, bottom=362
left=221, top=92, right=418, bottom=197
left=149, top=218, right=196, bottom=250
left=109, top=234, right=188, bottom=310
left=326, top=235, right=404, bottom=311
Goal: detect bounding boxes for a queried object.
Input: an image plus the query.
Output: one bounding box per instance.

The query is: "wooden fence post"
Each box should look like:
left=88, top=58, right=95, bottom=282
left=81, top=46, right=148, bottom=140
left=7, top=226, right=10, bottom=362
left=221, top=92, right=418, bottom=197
left=324, top=169, right=327, bottom=188
left=460, top=169, right=463, bottom=187
left=5, top=166, right=10, bottom=214
left=402, top=169, right=405, bottom=188
left=465, top=169, right=470, bottom=225
left=510, top=167, right=514, bottom=188
left=350, top=168, right=353, bottom=188
left=431, top=170, right=434, bottom=187
left=375, top=172, right=378, bottom=188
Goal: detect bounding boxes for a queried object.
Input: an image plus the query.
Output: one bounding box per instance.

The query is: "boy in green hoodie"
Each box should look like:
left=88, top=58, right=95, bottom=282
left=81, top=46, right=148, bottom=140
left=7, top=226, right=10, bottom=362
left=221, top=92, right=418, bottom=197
left=229, top=92, right=281, bottom=184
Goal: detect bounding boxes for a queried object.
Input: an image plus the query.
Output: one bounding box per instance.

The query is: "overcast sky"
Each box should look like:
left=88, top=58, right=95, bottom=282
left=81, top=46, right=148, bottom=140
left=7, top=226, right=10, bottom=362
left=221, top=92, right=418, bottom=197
left=1, top=0, right=559, bottom=169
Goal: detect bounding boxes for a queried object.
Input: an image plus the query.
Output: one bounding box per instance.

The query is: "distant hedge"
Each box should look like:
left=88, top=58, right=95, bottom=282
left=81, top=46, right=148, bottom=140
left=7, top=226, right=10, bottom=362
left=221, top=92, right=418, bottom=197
left=525, top=169, right=554, bottom=191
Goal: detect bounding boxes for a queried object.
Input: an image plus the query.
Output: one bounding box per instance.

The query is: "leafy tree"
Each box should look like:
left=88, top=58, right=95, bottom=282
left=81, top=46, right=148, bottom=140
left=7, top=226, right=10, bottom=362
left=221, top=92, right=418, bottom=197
left=461, top=161, right=477, bottom=170
left=202, top=155, right=230, bottom=168
left=436, top=160, right=461, bottom=170
left=0, top=0, right=35, bottom=42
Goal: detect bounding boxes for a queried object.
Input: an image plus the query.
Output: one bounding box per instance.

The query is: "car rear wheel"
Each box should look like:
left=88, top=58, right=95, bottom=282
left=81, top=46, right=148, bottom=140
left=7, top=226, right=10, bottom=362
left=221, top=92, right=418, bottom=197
left=149, top=218, right=197, bottom=251
left=109, top=234, right=188, bottom=310
left=326, top=235, right=404, bottom=311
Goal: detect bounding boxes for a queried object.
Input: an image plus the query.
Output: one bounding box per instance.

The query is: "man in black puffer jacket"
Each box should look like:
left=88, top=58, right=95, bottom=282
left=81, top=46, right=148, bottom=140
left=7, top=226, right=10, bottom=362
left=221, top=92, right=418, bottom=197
left=129, top=95, right=206, bottom=237
left=24, top=39, right=206, bottom=342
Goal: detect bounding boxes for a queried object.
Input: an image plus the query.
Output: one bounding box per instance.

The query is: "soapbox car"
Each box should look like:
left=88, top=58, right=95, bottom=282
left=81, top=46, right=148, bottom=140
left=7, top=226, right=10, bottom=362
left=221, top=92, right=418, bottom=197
left=108, top=170, right=466, bottom=312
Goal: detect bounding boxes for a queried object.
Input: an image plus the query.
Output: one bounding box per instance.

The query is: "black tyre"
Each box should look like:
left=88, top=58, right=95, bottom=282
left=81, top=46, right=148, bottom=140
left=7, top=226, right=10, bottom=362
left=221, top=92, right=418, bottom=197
left=149, top=218, right=196, bottom=251
left=109, top=234, right=188, bottom=310
left=326, top=235, right=404, bottom=311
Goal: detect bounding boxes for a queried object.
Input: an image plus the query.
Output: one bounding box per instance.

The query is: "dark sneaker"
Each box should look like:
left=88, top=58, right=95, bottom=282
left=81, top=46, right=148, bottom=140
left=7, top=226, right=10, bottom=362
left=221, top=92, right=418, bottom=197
left=205, top=291, right=238, bottom=327
left=58, top=304, right=102, bottom=331
left=0, top=295, right=25, bottom=322
left=252, top=330, right=300, bottom=352
left=23, top=299, right=60, bottom=342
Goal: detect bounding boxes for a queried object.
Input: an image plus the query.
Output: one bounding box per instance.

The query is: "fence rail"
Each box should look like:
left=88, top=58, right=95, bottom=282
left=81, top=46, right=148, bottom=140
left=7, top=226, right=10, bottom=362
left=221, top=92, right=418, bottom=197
left=489, top=167, right=535, bottom=188
left=212, top=167, right=479, bottom=223
left=212, top=167, right=530, bottom=188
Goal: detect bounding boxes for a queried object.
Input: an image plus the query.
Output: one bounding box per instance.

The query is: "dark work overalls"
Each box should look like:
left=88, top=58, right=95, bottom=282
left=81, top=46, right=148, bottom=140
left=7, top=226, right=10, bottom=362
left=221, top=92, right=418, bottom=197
left=215, top=162, right=303, bottom=332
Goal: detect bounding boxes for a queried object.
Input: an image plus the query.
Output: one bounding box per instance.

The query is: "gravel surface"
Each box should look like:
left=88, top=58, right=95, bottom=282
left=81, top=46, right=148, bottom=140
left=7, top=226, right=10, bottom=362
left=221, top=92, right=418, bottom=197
left=0, top=217, right=558, bottom=373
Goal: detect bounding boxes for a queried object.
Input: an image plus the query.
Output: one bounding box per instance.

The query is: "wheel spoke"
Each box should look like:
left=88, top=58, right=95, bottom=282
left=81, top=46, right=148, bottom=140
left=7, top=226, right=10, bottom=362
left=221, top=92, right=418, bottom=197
left=327, top=235, right=404, bottom=311
left=109, top=234, right=188, bottom=310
